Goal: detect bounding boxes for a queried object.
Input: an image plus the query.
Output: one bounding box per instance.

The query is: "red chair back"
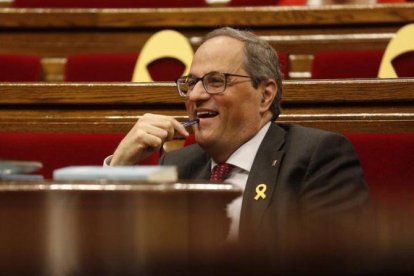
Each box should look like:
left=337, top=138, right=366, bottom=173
left=278, top=52, right=290, bottom=79
left=64, top=53, right=138, bottom=82
left=347, top=133, right=414, bottom=210
left=0, top=133, right=160, bottom=179
left=0, top=54, right=41, bottom=82
left=311, top=50, right=384, bottom=79
left=64, top=53, right=186, bottom=82
left=391, top=51, right=414, bottom=77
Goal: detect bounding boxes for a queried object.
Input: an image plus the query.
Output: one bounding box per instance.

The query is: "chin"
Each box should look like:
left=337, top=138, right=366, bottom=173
left=195, top=132, right=214, bottom=149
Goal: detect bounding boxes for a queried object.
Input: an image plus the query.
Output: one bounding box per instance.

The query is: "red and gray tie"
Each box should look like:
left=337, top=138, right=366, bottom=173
left=210, top=163, right=233, bottom=181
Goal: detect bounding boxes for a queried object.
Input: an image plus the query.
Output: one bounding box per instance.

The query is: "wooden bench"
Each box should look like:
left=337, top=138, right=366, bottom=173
left=0, top=4, right=413, bottom=80
left=0, top=79, right=413, bottom=133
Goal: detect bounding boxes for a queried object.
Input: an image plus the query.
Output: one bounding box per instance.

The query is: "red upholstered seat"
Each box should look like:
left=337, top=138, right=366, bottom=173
left=278, top=52, right=290, bottom=79
left=347, top=133, right=414, bottom=210
left=183, top=134, right=196, bottom=147
left=311, top=50, right=384, bottom=79
left=65, top=51, right=284, bottom=82
left=64, top=53, right=186, bottom=82
left=147, top=58, right=187, bottom=81
left=0, top=54, right=41, bottom=82
left=0, top=133, right=160, bottom=179
left=64, top=53, right=138, bottom=82
left=391, top=51, right=414, bottom=77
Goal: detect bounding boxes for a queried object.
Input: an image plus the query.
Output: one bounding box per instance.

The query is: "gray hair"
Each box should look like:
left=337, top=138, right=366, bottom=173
left=204, top=27, right=283, bottom=120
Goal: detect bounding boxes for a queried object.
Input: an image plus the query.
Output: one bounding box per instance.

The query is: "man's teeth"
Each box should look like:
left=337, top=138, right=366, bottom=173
left=197, top=111, right=218, bottom=118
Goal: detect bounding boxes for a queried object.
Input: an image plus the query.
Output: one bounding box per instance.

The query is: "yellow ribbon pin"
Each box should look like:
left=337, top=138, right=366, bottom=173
left=254, top=184, right=267, bottom=201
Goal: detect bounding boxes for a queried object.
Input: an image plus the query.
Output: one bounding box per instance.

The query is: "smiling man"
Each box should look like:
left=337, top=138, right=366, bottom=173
left=108, top=27, right=370, bottom=263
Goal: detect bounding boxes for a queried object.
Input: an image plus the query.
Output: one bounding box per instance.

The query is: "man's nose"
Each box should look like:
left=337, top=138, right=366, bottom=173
left=188, top=81, right=210, bottom=101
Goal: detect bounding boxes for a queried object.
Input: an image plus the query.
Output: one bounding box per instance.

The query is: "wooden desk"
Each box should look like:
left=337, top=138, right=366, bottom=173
left=0, top=4, right=413, bottom=80
left=0, top=180, right=413, bottom=274
left=0, top=79, right=413, bottom=133
left=0, top=181, right=241, bottom=274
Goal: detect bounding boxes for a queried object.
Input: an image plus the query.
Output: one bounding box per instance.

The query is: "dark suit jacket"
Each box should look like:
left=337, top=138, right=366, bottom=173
left=160, top=123, right=370, bottom=261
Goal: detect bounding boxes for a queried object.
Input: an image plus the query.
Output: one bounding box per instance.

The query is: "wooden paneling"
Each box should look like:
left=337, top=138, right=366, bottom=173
left=0, top=4, right=413, bottom=80
left=1, top=4, right=413, bottom=28
left=0, top=181, right=240, bottom=274
left=0, top=79, right=413, bottom=133
left=0, top=0, right=11, bottom=7
left=1, top=79, right=413, bottom=104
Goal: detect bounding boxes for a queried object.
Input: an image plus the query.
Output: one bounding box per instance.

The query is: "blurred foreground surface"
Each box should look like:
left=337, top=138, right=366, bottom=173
left=0, top=181, right=413, bottom=275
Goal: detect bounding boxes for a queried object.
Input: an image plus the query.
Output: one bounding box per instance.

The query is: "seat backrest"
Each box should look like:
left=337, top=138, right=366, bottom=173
left=0, top=54, right=41, bottom=81
left=0, top=133, right=160, bottom=179
left=64, top=53, right=138, bottom=81
left=391, top=51, right=414, bottom=77
left=378, top=24, right=414, bottom=78
left=278, top=52, right=290, bottom=79
left=311, top=50, right=384, bottom=79
left=346, top=133, right=414, bottom=210
left=132, top=30, right=193, bottom=82
left=64, top=52, right=187, bottom=82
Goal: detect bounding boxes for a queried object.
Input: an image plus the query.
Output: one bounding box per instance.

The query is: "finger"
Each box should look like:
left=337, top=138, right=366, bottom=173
left=172, top=119, right=190, bottom=138
left=139, top=124, right=171, bottom=143
left=143, top=117, right=188, bottom=140
left=137, top=130, right=163, bottom=151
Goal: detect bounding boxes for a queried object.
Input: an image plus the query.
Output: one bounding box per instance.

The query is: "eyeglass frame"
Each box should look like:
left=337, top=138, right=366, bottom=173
left=176, top=71, right=251, bottom=97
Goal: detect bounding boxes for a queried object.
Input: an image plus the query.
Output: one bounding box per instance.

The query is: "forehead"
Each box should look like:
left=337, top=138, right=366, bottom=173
left=190, top=36, right=245, bottom=75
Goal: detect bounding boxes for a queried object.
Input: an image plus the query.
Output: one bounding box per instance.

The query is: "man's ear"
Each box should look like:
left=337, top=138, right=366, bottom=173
left=259, top=79, right=277, bottom=114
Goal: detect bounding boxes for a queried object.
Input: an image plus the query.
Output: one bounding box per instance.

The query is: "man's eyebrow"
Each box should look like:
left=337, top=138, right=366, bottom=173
left=187, top=73, right=197, bottom=78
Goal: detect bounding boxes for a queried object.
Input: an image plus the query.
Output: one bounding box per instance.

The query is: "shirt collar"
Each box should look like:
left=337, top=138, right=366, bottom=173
left=211, top=121, right=271, bottom=172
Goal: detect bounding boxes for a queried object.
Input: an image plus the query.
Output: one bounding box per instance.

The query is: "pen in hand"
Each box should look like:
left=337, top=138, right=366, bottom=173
left=181, top=118, right=200, bottom=128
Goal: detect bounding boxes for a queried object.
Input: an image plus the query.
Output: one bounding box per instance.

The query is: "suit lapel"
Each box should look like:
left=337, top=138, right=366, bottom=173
left=193, top=160, right=211, bottom=180
left=239, top=123, right=286, bottom=241
left=186, top=147, right=211, bottom=180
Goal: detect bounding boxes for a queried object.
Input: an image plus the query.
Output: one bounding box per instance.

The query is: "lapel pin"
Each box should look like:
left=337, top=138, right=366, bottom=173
left=254, top=183, right=267, bottom=201
left=272, top=160, right=278, bottom=167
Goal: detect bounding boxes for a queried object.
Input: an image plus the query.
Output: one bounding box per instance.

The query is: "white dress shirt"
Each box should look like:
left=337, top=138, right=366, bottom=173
left=211, top=122, right=271, bottom=242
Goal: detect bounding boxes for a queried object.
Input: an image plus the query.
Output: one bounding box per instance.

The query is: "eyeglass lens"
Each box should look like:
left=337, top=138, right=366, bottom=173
left=178, top=72, right=226, bottom=96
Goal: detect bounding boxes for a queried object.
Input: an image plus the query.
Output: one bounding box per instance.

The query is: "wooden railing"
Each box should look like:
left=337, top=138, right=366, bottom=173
left=0, top=4, right=413, bottom=80
left=2, top=4, right=413, bottom=28
left=0, top=78, right=413, bottom=133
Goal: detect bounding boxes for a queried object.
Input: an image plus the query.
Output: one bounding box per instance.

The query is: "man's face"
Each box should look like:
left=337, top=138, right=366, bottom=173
left=185, top=36, right=266, bottom=161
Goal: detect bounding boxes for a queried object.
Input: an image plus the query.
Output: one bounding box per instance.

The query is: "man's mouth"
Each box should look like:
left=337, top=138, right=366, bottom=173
left=196, top=111, right=219, bottom=119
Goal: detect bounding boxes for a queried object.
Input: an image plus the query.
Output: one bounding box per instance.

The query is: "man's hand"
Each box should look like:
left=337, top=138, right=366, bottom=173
left=110, top=114, right=189, bottom=166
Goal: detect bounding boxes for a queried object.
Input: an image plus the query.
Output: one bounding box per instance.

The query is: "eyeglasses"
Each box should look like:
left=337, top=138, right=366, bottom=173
left=176, top=71, right=251, bottom=97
